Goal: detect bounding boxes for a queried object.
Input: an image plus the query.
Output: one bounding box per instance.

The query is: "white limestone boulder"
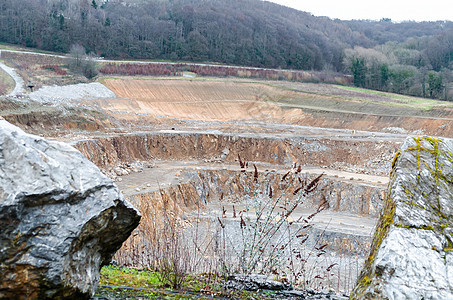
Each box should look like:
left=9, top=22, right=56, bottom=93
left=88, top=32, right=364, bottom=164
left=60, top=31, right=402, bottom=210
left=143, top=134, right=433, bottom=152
left=351, top=136, right=453, bottom=299
left=0, top=120, right=140, bottom=299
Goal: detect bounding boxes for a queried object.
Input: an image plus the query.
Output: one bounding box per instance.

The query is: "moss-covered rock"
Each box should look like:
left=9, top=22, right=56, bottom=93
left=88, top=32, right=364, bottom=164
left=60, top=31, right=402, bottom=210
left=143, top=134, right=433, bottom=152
left=351, top=136, right=453, bottom=299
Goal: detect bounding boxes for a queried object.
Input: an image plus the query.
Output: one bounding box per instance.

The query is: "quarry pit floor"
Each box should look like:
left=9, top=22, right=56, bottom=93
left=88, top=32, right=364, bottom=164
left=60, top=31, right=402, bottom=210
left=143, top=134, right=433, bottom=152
left=117, top=159, right=385, bottom=239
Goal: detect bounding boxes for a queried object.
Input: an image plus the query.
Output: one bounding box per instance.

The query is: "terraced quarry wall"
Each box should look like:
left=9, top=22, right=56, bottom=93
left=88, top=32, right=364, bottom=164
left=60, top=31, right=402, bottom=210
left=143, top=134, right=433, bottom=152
left=90, top=78, right=453, bottom=137
left=3, top=77, right=453, bottom=139
left=74, top=132, right=400, bottom=176
left=297, top=109, right=453, bottom=137
left=3, top=50, right=453, bottom=295
left=114, top=166, right=382, bottom=281
left=74, top=131, right=393, bottom=276
left=187, top=168, right=385, bottom=216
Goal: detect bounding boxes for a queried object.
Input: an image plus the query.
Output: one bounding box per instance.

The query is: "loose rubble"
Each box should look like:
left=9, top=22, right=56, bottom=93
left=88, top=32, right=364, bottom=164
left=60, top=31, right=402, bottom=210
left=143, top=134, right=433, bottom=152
left=29, top=82, right=116, bottom=104
left=224, top=274, right=348, bottom=299
left=104, top=161, right=154, bottom=181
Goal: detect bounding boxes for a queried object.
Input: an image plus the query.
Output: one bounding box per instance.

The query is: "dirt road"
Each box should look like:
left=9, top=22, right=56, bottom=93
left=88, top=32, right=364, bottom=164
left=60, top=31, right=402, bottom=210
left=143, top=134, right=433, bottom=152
left=0, top=61, right=25, bottom=96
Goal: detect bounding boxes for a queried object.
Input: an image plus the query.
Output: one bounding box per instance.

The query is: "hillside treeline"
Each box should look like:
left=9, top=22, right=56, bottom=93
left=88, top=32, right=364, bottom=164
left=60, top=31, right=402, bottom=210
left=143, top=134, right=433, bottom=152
left=1, top=0, right=453, bottom=99
left=1, top=0, right=360, bottom=71
left=344, top=31, right=453, bottom=100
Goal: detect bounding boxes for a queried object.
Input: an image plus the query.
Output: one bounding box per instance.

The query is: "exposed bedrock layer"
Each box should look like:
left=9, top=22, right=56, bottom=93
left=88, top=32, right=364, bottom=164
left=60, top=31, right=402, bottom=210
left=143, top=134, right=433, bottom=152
left=74, top=132, right=401, bottom=176
left=300, top=108, right=453, bottom=137
left=115, top=167, right=384, bottom=267
left=187, top=169, right=385, bottom=217
left=0, top=120, right=141, bottom=299
left=351, top=136, right=453, bottom=299
left=73, top=131, right=395, bottom=270
left=114, top=183, right=201, bottom=267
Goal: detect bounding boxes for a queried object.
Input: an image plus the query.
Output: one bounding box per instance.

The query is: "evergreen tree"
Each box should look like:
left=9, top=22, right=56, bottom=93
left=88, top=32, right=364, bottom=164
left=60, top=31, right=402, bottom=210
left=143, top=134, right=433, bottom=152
left=351, top=57, right=367, bottom=87
left=428, top=72, right=443, bottom=98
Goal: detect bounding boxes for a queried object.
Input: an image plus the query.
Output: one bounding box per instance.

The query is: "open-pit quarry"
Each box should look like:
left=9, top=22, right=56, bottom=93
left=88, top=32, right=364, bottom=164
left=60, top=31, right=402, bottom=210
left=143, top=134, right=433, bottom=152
left=69, top=126, right=400, bottom=293
left=3, top=54, right=453, bottom=296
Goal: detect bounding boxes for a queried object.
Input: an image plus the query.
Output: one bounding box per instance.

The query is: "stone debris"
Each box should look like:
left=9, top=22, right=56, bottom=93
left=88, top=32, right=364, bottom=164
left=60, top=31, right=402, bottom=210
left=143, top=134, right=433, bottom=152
left=224, top=274, right=292, bottom=291
left=224, top=274, right=347, bottom=299
left=106, top=161, right=154, bottom=181
left=351, top=136, right=453, bottom=299
left=28, top=82, right=116, bottom=104
left=221, top=147, right=230, bottom=160
left=0, top=120, right=141, bottom=299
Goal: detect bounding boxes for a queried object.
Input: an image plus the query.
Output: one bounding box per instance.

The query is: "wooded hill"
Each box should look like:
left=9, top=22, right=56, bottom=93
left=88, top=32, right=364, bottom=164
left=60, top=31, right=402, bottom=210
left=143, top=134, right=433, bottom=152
left=2, top=0, right=453, bottom=99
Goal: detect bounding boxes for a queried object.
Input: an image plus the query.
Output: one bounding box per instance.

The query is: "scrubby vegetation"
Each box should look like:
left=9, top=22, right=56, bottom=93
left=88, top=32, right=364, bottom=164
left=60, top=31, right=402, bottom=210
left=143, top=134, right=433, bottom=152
left=41, top=64, right=67, bottom=75
left=98, top=62, right=350, bottom=84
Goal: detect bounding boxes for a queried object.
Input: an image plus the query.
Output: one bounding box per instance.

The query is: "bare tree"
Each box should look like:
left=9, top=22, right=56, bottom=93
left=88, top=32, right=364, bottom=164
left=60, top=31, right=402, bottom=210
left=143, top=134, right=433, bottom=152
left=68, top=43, right=98, bottom=79
left=68, top=43, right=86, bottom=73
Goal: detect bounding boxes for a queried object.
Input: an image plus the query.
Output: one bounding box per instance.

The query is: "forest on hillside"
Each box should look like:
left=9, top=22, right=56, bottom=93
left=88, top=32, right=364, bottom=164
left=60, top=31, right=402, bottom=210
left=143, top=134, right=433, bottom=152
left=1, top=0, right=453, bottom=100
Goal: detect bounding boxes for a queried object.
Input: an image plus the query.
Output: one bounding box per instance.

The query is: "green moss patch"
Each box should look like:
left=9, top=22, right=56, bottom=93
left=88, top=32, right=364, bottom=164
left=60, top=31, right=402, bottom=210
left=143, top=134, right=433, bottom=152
left=96, top=266, right=273, bottom=299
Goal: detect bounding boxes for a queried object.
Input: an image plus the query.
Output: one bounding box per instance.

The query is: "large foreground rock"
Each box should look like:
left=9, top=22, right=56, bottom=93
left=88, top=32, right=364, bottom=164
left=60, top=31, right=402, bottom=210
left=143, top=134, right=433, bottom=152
left=351, top=136, right=453, bottom=299
left=0, top=120, right=141, bottom=299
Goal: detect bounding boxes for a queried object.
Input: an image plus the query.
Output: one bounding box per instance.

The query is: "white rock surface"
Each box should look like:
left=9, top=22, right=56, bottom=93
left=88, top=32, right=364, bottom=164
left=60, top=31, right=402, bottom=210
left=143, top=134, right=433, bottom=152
left=0, top=120, right=140, bottom=299
left=351, top=136, right=453, bottom=299
left=29, top=82, right=116, bottom=103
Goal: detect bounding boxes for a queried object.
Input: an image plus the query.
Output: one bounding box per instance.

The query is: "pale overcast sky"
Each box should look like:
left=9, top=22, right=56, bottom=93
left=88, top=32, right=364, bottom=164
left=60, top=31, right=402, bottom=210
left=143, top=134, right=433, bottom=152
left=266, top=0, right=453, bottom=22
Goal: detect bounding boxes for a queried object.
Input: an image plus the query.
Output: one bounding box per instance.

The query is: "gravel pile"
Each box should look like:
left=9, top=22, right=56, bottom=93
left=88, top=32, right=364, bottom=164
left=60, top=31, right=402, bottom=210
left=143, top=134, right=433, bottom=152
left=104, top=161, right=155, bottom=181
left=224, top=274, right=348, bottom=300
left=29, top=82, right=116, bottom=103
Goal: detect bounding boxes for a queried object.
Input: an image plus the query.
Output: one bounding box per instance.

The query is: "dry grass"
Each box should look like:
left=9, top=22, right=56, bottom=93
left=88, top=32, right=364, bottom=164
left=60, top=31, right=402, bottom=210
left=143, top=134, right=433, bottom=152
left=1, top=51, right=89, bottom=88
left=0, top=63, right=15, bottom=95
left=112, top=162, right=366, bottom=293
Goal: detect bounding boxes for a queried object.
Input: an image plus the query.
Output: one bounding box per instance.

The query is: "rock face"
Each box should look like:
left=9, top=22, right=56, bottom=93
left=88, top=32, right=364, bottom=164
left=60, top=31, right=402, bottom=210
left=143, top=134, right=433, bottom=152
left=74, top=132, right=400, bottom=176
left=188, top=169, right=385, bottom=216
left=0, top=120, right=141, bottom=299
left=351, top=136, right=453, bottom=299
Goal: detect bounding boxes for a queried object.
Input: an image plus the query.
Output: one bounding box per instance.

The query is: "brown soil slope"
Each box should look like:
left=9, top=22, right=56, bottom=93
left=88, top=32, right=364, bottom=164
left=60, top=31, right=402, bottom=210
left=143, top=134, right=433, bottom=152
left=100, top=78, right=303, bottom=122
left=97, top=78, right=453, bottom=136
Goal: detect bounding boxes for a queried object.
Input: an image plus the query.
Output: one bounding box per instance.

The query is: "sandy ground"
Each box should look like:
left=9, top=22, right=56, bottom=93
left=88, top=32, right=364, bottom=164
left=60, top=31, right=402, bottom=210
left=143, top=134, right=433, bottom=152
left=96, top=79, right=302, bottom=122
left=81, top=77, right=453, bottom=137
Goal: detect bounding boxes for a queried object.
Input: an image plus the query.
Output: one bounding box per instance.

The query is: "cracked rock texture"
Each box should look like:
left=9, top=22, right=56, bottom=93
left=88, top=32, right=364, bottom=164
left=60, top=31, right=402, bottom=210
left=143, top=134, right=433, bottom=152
left=351, top=136, right=453, bottom=299
left=0, top=120, right=141, bottom=299
left=74, top=132, right=399, bottom=176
